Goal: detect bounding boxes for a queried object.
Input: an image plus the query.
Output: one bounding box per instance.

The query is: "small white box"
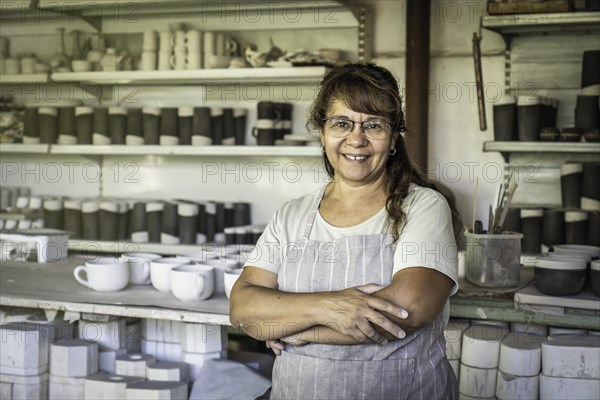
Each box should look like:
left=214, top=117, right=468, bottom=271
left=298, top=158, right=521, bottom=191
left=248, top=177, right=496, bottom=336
left=49, top=374, right=85, bottom=400
left=146, top=361, right=189, bottom=382
left=181, top=323, right=224, bottom=353
left=50, top=339, right=98, bottom=377
left=0, top=229, right=68, bottom=263
left=126, top=380, right=188, bottom=400
left=0, top=372, right=49, bottom=400
left=98, top=348, right=127, bottom=374
left=115, top=354, right=155, bottom=378
left=83, top=373, right=143, bottom=399
left=0, top=322, right=48, bottom=375
left=78, top=319, right=126, bottom=351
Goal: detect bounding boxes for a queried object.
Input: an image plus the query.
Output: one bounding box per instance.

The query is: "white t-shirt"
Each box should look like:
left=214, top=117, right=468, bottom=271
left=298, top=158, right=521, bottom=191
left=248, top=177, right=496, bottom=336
left=244, top=184, right=459, bottom=295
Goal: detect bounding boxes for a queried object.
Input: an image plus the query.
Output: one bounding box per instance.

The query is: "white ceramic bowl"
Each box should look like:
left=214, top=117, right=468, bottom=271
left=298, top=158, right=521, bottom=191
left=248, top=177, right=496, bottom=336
left=71, top=60, right=92, bottom=72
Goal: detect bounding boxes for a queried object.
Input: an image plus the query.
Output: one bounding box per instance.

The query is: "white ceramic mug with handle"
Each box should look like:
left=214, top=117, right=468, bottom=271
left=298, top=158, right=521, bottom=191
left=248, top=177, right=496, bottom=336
left=73, top=257, right=129, bottom=292
left=150, top=257, right=191, bottom=292
left=171, top=264, right=215, bottom=301
left=121, top=252, right=161, bottom=285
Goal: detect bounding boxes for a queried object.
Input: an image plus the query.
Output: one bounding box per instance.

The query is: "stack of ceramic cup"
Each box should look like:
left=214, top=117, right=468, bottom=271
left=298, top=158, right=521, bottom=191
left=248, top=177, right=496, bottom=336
left=20, top=104, right=248, bottom=146
left=577, top=50, right=600, bottom=142
left=0, top=36, right=7, bottom=74
left=253, top=101, right=294, bottom=145
left=140, top=30, right=157, bottom=71
left=516, top=95, right=559, bottom=142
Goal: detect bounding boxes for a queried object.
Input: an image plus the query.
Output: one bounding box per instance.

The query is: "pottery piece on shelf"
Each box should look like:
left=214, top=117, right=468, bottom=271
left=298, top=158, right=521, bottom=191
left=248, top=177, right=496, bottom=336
left=50, top=27, right=71, bottom=71
left=101, top=48, right=123, bottom=72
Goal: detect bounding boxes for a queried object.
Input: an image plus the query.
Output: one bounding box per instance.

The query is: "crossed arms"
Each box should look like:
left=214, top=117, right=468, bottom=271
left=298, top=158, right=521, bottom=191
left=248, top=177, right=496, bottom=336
left=229, top=266, right=453, bottom=347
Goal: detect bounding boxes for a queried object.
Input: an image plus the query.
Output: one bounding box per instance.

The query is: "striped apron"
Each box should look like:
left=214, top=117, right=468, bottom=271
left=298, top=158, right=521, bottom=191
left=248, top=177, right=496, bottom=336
left=270, top=188, right=458, bottom=400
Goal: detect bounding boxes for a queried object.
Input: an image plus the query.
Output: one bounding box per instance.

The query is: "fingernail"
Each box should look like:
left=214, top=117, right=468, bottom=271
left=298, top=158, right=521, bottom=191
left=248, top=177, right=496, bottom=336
left=381, top=339, right=388, bottom=345
left=400, top=310, right=408, bottom=318
left=397, top=331, right=405, bottom=338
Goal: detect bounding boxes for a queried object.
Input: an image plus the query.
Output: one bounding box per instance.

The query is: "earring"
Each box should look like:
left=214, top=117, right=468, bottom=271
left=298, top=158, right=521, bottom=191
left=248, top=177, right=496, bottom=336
left=389, top=148, right=397, bottom=156
left=320, top=145, right=325, bottom=153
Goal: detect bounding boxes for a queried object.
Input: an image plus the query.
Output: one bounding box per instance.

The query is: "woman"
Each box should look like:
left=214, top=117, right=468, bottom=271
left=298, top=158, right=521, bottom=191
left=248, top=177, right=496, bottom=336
left=230, top=63, right=462, bottom=399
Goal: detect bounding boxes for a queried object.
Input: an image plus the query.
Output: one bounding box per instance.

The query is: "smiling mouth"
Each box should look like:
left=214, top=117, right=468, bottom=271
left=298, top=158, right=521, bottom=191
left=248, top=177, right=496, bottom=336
left=343, top=154, right=369, bottom=161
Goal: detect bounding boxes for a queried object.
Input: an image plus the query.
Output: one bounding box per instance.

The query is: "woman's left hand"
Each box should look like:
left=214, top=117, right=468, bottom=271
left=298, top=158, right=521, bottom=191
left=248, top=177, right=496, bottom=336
left=266, top=339, right=285, bottom=356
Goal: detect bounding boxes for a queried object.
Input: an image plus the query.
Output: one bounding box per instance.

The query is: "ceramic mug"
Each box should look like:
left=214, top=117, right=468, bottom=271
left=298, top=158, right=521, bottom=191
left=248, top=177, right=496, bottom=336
left=159, top=31, right=174, bottom=53
left=204, top=257, right=239, bottom=296
left=122, top=252, right=161, bottom=285
left=224, top=267, right=243, bottom=299
left=186, top=30, right=202, bottom=51
left=140, top=50, right=157, bottom=71
left=171, top=264, right=215, bottom=301
left=20, top=57, right=36, bottom=74
left=4, top=58, right=20, bottom=74
left=143, top=29, right=157, bottom=51
left=150, top=257, right=192, bottom=292
left=74, top=258, right=129, bottom=292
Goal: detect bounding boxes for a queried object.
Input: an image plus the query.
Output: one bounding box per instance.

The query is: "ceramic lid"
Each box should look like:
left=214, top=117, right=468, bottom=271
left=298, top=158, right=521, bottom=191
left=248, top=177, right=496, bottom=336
left=537, top=257, right=587, bottom=271
left=552, top=244, right=599, bottom=258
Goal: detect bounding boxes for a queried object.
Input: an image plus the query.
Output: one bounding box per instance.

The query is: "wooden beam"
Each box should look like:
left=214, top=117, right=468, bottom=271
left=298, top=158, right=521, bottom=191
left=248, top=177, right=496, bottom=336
left=405, top=0, right=430, bottom=171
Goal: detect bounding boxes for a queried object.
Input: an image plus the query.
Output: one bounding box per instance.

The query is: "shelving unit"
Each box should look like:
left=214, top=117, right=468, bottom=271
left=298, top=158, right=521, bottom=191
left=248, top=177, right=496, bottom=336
left=482, top=11, right=600, bottom=208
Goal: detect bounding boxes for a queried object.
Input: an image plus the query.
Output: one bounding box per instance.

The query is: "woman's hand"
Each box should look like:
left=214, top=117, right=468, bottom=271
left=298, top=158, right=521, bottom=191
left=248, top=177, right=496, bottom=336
left=320, top=284, right=408, bottom=345
left=266, top=339, right=285, bottom=356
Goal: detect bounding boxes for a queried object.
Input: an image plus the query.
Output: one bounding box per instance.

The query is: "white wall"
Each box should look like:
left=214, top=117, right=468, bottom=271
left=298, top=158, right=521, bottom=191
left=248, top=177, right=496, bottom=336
left=371, top=0, right=506, bottom=228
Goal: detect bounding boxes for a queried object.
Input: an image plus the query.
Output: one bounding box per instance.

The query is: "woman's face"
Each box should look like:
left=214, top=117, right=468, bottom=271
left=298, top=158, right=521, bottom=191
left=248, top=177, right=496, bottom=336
left=321, top=100, right=398, bottom=186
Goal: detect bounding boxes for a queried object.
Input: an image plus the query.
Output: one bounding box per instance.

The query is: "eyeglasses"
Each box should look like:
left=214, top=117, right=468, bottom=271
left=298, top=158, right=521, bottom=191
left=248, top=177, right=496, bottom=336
left=322, top=117, right=393, bottom=140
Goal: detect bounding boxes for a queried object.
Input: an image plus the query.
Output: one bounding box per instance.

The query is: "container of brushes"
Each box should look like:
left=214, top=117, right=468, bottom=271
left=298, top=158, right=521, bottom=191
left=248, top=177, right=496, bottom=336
left=465, top=231, right=524, bottom=287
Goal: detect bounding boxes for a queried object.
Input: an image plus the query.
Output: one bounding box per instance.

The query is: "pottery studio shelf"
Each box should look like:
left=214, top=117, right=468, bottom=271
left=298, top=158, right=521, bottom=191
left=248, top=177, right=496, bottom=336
left=484, top=141, right=600, bottom=153
left=482, top=11, right=600, bottom=35
left=0, top=258, right=230, bottom=325
left=0, top=144, right=50, bottom=153
left=68, top=240, right=255, bottom=257
left=0, top=74, right=49, bottom=84
left=51, top=67, right=329, bottom=85
left=483, top=141, right=600, bottom=163
left=0, top=144, right=322, bottom=157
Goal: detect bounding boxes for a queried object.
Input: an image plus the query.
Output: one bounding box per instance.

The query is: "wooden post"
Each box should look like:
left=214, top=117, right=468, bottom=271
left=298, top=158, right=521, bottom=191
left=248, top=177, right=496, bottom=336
left=405, top=0, right=430, bottom=171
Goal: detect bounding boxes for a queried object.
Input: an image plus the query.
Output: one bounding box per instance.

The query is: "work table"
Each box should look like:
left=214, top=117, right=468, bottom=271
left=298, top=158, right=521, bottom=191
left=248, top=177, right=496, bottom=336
left=1, top=258, right=599, bottom=330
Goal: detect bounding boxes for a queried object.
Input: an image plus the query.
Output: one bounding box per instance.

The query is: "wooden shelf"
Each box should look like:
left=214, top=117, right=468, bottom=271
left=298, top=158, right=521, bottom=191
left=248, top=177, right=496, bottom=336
left=483, top=141, right=600, bottom=153
left=482, top=12, right=600, bottom=35
left=51, top=67, right=328, bottom=85
left=0, top=144, right=321, bottom=157
left=0, top=144, right=49, bottom=154
left=0, top=74, right=49, bottom=84
left=68, top=240, right=255, bottom=256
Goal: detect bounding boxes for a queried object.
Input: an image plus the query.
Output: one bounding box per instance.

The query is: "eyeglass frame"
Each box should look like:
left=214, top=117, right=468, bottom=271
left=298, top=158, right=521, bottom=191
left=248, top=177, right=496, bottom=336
left=322, top=117, right=394, bottom=140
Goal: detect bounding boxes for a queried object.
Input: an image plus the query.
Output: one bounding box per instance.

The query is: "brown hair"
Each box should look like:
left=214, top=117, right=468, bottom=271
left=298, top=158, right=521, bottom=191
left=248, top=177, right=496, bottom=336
left=307, top=63, right=463, bottom=246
